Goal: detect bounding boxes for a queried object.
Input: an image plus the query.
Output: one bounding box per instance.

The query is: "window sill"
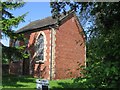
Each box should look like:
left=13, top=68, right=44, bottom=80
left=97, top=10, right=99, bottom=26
left=12, top=61, right=19, bottom=63
left=35, top=60, right=44, bottom=64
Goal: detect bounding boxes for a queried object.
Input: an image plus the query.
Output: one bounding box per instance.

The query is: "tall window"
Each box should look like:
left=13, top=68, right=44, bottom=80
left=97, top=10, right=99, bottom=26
left=14, top=40, right=19, bottom=47
left=36, top=34, right=44, bottom=61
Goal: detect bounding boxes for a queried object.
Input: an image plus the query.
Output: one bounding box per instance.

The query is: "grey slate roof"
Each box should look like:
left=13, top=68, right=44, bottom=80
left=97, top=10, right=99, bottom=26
left=16, top=11, right=75, bottom=34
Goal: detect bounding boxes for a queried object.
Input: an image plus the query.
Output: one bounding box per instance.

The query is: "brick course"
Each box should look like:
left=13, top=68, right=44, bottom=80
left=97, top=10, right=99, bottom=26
left=54, top=16, right=85, bottom=79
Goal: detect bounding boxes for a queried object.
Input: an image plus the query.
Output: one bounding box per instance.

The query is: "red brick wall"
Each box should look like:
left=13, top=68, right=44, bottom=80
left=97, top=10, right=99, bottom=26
left=9, top=33, right=31, bottom=75
left=9, top=15, right=85, bottom=80
left=9, top=61, right=23, bottom=75
left=28, top=30, right=51, bottom=79
left=54, top=16, right=85, bottom=79
left=9, top=30, right=51, bottom=79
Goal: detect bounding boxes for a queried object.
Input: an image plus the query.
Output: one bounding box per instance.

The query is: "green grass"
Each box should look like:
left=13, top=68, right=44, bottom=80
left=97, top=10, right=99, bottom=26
left=50, top=79, right=75, bottom=89
left=2, top=75, right=36, bottom=88
left=1, top=75, right=79, bottom=89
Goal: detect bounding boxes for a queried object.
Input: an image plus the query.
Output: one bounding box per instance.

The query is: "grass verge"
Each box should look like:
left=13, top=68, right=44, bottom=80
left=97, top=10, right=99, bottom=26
left=2, top=74, right=79, bottom=89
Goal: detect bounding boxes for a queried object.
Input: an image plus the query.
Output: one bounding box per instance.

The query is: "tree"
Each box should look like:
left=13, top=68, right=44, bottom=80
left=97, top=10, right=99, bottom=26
left=50, top=1, right=120, bottom=88
left=0, top=0, right=28, bottom=63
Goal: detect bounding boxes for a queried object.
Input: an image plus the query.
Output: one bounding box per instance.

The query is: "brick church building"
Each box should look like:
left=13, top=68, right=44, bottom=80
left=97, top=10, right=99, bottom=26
left=9, top=11, right=86, bottom=80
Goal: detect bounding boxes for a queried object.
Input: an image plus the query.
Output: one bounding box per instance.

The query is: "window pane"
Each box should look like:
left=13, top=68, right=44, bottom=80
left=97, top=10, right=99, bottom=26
left=36, top=34, right=44, bottom=60
left=15, top=40, right=19, bottom=47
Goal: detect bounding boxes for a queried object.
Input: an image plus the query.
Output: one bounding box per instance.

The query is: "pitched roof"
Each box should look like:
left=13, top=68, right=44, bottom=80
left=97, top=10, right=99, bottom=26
left=16, top=11, right=75, bottom=34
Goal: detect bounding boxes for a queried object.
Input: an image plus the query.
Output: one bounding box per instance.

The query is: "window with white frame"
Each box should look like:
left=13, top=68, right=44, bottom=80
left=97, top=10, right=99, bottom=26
left=35, top=34, right=44, bottom=61
left=14, top=40, right=19, bottom=47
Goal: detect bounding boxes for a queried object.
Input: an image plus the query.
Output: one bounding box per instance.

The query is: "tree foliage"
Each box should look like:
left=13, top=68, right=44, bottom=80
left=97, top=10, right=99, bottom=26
left=0, top=1, right=28, bottom=63
left=50, top=2, right=120, bottom=88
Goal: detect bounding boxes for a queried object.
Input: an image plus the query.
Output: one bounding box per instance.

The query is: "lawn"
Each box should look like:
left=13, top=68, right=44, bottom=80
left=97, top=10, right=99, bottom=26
left=1, top=75, right=80, bottom=90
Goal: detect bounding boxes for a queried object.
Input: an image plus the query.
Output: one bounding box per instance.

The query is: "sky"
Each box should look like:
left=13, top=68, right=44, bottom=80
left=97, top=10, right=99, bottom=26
left=1, top=2, right=52, bottom=46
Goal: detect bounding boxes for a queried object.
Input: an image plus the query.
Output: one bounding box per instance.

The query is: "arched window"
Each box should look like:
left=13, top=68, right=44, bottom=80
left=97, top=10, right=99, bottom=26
left=36, top=34, right=44, bottom=61
left=14, top=40, right=19, bottom=47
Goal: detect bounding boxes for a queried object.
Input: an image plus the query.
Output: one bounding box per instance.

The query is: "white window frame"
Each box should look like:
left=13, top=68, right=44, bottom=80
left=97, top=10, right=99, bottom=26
left=35, top=32, right=47, bottom=63
left=14, top=40, right=19, bottom=47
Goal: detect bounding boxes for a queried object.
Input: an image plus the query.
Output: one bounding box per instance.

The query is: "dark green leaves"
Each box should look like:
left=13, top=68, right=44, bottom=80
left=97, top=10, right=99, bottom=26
left=1, top=1, right=28, bottom=63
left=50, top=2, right=120, bottom=88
